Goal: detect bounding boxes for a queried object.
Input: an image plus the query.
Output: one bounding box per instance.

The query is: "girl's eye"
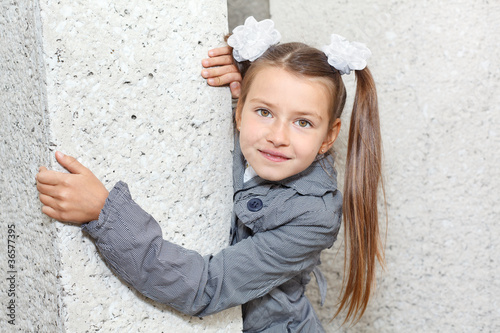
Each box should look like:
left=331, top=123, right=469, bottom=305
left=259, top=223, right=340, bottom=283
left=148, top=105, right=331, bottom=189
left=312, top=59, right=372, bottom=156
left=257, top=109, right=272, bottom=117
left=295, top=119, right=312, bottom=128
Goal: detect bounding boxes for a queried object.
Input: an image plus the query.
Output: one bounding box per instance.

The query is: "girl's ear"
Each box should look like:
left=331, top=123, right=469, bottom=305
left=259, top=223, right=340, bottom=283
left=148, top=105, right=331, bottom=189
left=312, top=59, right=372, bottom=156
left=319, top=118, right=341, bottom=153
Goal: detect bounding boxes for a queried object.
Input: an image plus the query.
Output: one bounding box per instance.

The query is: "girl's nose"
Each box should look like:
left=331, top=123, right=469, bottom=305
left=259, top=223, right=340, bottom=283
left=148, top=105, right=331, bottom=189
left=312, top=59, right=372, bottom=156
left=266, top=121, right=290, bottom=147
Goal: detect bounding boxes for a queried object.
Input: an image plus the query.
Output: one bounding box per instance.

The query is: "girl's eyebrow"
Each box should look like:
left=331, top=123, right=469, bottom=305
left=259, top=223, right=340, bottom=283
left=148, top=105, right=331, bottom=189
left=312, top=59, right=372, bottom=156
left=248, top=97, right=276, bottom=109
left=249, top=98, right=324, bottom=121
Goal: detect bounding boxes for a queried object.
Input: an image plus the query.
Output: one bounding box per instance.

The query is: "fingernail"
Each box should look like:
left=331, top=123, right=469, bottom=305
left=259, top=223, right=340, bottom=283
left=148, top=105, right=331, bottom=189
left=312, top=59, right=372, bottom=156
left=202, top=59, right=208, bottom=66
left=208, top=78, right=214, bottom=85
left=56, top=151, right=65, bottom=159
left=202, top=70, right=208, bottom=77
left=208, top=51, right=214, bottom=56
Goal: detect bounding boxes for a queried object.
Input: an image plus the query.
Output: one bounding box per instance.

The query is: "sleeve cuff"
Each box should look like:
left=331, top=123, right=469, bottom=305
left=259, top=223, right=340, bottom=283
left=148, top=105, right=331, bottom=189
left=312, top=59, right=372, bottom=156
left=82, top=180, right=131, bottom=238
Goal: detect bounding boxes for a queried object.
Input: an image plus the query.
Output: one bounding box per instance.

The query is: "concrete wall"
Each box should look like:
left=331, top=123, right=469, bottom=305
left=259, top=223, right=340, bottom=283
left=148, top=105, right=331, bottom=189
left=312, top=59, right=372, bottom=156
left=271, top=1, right=500, bottom=332
left=0, top=1, right=61, bottom=331
left=1, top=0, right=241, bottom=331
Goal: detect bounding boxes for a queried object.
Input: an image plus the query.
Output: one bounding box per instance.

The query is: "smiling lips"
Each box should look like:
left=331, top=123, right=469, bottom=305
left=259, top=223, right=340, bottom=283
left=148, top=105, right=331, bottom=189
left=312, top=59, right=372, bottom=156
left=259, top=149, right=291, bottom=162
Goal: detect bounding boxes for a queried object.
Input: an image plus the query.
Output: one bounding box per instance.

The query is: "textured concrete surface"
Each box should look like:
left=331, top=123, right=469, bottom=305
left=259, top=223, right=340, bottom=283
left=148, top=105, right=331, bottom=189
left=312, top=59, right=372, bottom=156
left=0, top=1, right=61, bottom=331
left=2, top=0, right=241, bottom=331
left=271, top=0, right=500, bottom=332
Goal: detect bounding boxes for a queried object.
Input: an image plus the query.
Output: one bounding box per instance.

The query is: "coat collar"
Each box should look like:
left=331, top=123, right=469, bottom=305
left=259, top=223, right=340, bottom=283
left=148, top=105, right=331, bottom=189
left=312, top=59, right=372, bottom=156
left=232, top=134, right=338, bottom=197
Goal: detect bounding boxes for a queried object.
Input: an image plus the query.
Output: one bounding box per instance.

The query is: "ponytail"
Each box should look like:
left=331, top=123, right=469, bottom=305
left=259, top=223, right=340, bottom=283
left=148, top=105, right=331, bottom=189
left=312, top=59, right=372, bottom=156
left=335, top=67, right=385, bottom=323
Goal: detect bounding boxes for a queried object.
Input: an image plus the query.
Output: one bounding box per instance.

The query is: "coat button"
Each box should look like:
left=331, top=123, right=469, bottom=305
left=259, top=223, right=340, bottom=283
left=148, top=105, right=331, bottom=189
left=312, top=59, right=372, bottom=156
left=247, top=198, right=263, bottom=212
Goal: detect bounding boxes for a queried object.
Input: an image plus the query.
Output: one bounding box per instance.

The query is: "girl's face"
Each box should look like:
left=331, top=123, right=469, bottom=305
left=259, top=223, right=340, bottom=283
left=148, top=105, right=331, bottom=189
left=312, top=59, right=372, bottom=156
left=236, top=67, right=340, bottom=181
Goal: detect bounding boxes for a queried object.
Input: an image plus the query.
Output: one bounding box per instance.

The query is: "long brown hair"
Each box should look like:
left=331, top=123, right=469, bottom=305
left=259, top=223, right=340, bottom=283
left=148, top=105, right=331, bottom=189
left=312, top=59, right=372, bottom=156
left=233, top=42, right=385, bottom=323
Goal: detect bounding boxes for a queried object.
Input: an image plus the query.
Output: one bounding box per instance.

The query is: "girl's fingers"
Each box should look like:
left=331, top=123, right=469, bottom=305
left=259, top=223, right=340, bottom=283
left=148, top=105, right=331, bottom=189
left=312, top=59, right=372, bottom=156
left=38, top=192, right=58, bottom=209
left=207, top=72, right=243, bottom=87
left=201, top=47, right=241, bottom=94
left=202, top=64, right=239, bottom=79
left=41, top=205, right=61, bottom=221
left=202, top=55, right=235, bottom=68
left=36, top=181, right=59, bottom=197
left=230, top=82, right=241, bottom=99
left=36, top=169, right=66, bottom=185
left=55, top=151, right=88, bottom=175
left=208, top=46, right=232, bottom=57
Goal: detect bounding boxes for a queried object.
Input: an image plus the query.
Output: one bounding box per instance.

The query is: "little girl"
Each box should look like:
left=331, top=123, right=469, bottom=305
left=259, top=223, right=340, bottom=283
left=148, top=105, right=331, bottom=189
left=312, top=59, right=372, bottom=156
left=37, top=17, right=384, bottom=332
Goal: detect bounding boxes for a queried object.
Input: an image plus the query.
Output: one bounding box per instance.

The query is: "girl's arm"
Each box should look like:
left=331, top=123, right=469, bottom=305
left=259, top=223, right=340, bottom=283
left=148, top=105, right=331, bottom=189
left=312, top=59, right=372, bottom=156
left=82, top=181, right=340, bottom=317
left=201, top=46, right=241, bottom=98
left=36, top=156, right=339, bottom=317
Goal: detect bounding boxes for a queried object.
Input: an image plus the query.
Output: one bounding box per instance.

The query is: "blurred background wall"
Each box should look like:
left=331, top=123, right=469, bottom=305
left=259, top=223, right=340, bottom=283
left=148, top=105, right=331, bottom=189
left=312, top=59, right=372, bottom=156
left=268, top=1, right=500, bottom=331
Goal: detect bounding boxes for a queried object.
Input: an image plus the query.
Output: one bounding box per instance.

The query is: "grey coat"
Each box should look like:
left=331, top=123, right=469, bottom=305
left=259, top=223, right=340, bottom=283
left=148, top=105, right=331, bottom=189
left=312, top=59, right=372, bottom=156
left=83, top=139, right=342, bottom=332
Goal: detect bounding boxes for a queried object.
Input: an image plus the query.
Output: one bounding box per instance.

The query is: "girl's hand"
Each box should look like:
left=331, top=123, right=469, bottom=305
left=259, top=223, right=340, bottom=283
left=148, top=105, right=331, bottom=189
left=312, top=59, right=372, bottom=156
left=36, top=151, right=109, bottom=224
left=201, top=46, right=242, bottom=98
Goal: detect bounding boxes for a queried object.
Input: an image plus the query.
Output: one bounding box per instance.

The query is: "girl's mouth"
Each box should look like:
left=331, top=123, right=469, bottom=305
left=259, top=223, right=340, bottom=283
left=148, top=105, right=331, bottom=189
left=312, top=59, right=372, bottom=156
left=259, top=150, right=290, bottom=162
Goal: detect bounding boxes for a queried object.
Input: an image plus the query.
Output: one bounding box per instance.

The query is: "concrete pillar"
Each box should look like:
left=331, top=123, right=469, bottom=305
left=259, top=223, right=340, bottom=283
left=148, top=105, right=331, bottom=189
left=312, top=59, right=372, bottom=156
left=1, top=1, right=60, bottom=331
left=270, top=1, right=500, bottom=332
left=1, top=0, right=241, bottom=331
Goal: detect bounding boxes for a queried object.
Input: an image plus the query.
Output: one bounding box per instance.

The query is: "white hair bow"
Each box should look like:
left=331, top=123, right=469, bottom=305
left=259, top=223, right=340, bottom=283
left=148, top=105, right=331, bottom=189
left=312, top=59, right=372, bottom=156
left=227, top=16, right=281, bottom=62
left=321, top=34, right=371, bottom=75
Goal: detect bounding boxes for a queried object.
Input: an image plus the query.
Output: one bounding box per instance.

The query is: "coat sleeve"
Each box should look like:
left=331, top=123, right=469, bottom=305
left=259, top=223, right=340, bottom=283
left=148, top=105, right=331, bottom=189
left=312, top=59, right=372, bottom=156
left=82, top=181, right=341, bottom=317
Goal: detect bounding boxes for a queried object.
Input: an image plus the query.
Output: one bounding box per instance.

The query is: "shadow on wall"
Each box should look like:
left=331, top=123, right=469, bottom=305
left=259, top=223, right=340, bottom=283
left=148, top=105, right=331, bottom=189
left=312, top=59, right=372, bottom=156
left=228, top=0, right=270, bottom=31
